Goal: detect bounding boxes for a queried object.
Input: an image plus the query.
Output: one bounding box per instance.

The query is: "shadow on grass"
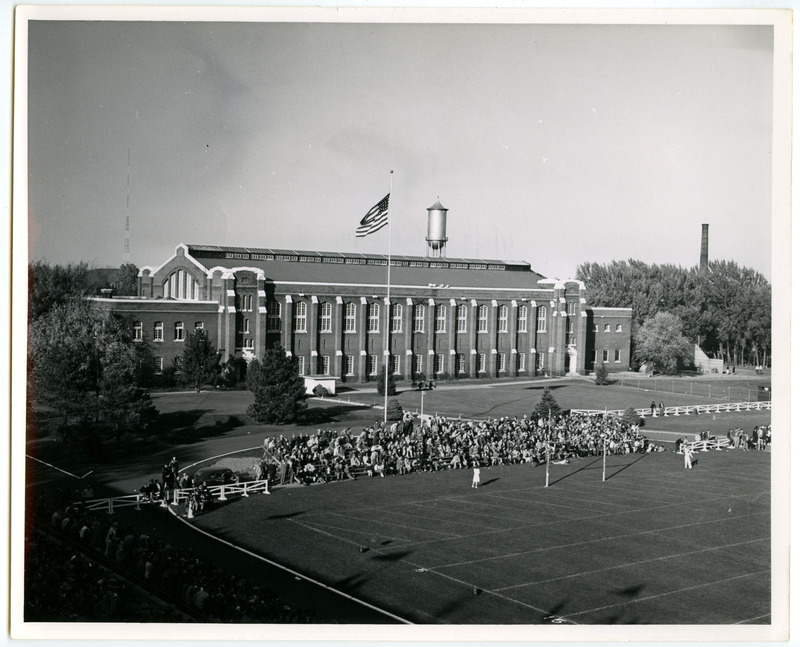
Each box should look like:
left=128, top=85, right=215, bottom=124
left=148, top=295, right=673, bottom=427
left=548, top=457, right=604, bottom=487
left=604, top=453, right=649, bottom=481
left=300, top=405, right=376, bottom=424
left=524, top=384, right=568, bottom=391
left=480, top=477, right=500, bottom=487
left=370, top=549, right=414, bottom=562
left=336, top=572, right=370, bottom=594
left=157, top=411, right=245, bottom=444
left=267, top=511, right=305, bottom=521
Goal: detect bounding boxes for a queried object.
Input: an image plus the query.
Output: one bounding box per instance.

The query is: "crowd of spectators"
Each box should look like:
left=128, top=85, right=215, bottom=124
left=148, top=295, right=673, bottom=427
left=257, top=412, right=665, bottom=485
left=27, top=488, right=317, bottom=623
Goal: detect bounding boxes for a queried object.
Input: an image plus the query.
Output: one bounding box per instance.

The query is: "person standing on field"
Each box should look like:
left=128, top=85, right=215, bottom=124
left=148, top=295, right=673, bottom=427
left=684, top=445, right=694, bottom=469
left=472, top=465, right=481, bottom=488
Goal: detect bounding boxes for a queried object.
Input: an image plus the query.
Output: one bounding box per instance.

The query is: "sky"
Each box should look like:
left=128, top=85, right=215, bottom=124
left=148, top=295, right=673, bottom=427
left=26, top=16, right=776, bottom=281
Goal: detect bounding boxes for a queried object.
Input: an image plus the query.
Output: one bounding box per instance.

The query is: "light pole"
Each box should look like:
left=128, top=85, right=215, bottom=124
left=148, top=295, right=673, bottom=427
left=420, top=389, right=425, bottom=419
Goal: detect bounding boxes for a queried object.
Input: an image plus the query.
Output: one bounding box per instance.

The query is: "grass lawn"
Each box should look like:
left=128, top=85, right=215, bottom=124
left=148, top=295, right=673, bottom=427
left=191, top=447, right=770, bottom=624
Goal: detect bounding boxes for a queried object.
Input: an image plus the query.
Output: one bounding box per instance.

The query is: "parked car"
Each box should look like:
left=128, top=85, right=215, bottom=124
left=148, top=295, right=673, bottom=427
left=193, top=466, right=238, bottom=487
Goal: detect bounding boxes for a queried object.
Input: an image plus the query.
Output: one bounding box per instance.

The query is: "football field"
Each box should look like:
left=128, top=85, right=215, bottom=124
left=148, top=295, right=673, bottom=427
left=192, top=446, right=770, bottom=625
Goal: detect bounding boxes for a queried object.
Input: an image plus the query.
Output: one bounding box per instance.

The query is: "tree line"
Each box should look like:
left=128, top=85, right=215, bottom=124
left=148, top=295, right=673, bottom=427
left=576, top=259, right=770, bottom=372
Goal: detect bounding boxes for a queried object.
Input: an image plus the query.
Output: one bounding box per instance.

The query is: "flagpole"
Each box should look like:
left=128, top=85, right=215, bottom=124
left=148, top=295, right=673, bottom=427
left=383, top=171, right=394, bottom=424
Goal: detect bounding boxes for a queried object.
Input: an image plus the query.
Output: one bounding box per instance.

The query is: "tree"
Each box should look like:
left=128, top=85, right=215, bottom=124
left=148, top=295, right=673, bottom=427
left=620, top=407, right=642, bottom=429
left=247, top=343, right=308, bottom=424
left=114, top=262, right=140, bottom=296
left=532, top=387, right=561, bottom=422
left=594, top=363, right=609, bottom=385
left=181, top=328, right=221, bottom=391
left=386, top=399, right=404, bottom=421
left=376, top=365, right=397, bottom=396
left=634, top=312, right=693, bottom=375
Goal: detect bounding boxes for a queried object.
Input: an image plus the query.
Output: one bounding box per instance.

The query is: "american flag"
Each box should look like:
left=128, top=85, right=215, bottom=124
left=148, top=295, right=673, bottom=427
left=355, top=193, right=390, bottom=237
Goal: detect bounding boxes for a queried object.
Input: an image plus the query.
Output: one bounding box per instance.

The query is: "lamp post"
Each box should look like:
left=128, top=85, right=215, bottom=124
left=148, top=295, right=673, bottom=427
left=420, top=389, right=425, bottom=419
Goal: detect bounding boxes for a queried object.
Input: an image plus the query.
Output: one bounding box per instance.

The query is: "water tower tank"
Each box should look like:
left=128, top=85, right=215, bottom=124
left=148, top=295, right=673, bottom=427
left=426, top=200, right=449, bottom=257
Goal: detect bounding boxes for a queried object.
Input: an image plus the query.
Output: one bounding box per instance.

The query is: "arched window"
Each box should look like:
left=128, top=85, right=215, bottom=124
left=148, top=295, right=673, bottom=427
left=457, top=304, right=468, bottom=333
left=368, top=303, right=381, bottom=333
left=537, top=306, right=547, bottom=332
left=319, top=302, right=332, bottom=333
left=391, top=303, right=403, bottom=332
left=498, top=305, right=509, bottom=333
left=517, top=305, right=528, bottom=332
left=478, top=305, right=489, bottom=332
left=344, top=303, right=357, bottom=333
left=267, top=301, right=281, bottom=332
left=435, top=304, right=447, bottom=333
left=163, top=269, right=199, bottom=300
left=294, top=301, right=307, bottom=332
left=414, top=304, right=425, bottom=332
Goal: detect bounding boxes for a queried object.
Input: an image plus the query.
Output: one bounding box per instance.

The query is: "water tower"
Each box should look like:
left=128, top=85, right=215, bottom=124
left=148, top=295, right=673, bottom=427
left=425, top=200, right=449, bottom=257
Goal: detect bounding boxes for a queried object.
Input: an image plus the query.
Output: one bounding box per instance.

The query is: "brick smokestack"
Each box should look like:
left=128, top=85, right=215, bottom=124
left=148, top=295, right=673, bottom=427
left=700, top=224, right=709, bottom=271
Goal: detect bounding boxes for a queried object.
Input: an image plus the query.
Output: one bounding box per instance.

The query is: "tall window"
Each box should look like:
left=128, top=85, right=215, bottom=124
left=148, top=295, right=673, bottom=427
left=498, top=353, right=506, bottom=372
left=154, top=322, right=164, bottom=342
left=294, top=302, right=307, bottom=332
left=267, top=301, right=281, bottom=332
left=244, top=338, right=254, bottom=350
left=163, top=269, right=198, bottom=300
left=517, top=305, right=528, bottom=332
left=368, top=354, right=378, bottom=375
left=319, top=302, right=332, bottom=333
left=389, top=354, right=400, bottom=374
left=478, top=305, right=489, bottom=332
left=368, top=303, right=380, bottom=333
left=344, top=303, right=357, bottom=333
left=602, top=349, right=609, bottom=363
left=319, top=356, right=330, bottom=375
left=537, top=353, right=544, bottom=371
left=133, top=321, right=143, bottom=341
left=478, top=353, right=487, bottom=373
left=614, top=349, right=621, bottom=363
left=391, top=304, right=403, bottom=333
left=435, top=354, right=445, bottom=374
left=456, top=353, right=466, bottom=374
left=414, top=354, right=423, bottom=375
left=345, top=355, right=354, bottom=376
left=457, top=304, right=468, bottom=333
left=297, top=356, right=306, bottom=376
left=517, top=353, right=526, bottom=372
left=537, top=306, right=547, bottom=332
left=155, top=357, right=164, bottom=373
left=414, top=304, right=425, bottom=333
left=498, top=305, right=509, bottom=333
left=435, top=304, right=447, bottom=333
left=568, top=320, right=574, bottom=334
left=568, top=301, right=577, bottom=316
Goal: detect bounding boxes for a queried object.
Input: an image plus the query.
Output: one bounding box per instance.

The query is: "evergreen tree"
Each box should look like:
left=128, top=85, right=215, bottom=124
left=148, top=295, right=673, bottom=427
left=182, top=328, right=221, bottom=391
left=376, top=365, right=397, bottom=396
left=386, top=398, right=403, bottom=421
left=594, top=362, right=609, bottom=385
left=532, top=387, right=561, bottom=422
left=247, top=343, right=308, bottom=424
left=620, top=407, right=642, bottom=430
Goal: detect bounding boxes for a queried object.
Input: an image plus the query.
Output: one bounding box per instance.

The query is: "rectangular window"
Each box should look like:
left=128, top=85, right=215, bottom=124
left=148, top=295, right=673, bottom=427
left=517, top=305, right=528, bottom=333
left=368, top=354, right=378, bottom=375
left=498, top=353, right=506, bottom=372
left=319, top=302, right=332, bottom=333
left=414, top=304, right=425, bottom=332
left=457, top=305, right=468, bottom=333
left=297, top=355, right=306, bottom=376
left=435, top=354, right=444, bottom=374
left=345, top=355, right=355, bottom=376
left=478, top=353, right=486, bottom=373
left=537, top=307, right=547, bottom=333
left=457, top=353, right=466, bottom=374
left=603, top=349, right=609, bottom=363
left=154, top=321, right=164, bottom=342
left=294, top=302, right=307, bottom=332
left=155, top=356, right=164, bottom=374
left=568, top=301, right=577, bottom=316
left=344, top=303, right=356, bottom=333
left=368, top=303, right=380, bottom=333
left=319, top=356, right=330, bottom=375
left=243, top=318, right=250, bottom=334
left=133, top=321, right=143, bottom=341
left=614, top=349, right=621, bottom=363
left=195, top=321, right=204, bottom=330
left=391, top=304, right=403, bottom=333
left=435, top=305, right=447, bottom=333
left=568, top=320, right=574, bottom=334
left=537, top=353, right=544, bottom=371
left=390, top=354, right=400, bottom=375
left=414, top=354, right=423, bottom=375
left=268, top=301, right=281, bottom=332
left=498, top=306, right=509, bottom=333
left=517, top=353, right=526, bottom=372
left=478, top=305, right=488, bottom=333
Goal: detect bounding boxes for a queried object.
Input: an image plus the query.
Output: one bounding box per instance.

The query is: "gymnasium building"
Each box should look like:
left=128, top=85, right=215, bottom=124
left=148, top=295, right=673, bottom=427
left=92, top=201, right=632, bottom=383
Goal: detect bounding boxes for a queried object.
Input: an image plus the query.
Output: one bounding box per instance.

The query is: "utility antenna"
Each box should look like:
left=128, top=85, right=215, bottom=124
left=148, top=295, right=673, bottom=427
left=123, top=147, right=131, bottom=263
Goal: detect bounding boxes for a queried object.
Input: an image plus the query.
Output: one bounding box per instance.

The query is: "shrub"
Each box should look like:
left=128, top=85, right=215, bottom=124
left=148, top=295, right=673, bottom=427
left=595, top=363, right=609, bottom=385
left=376, top=366, right=397, bottom=396
left=312, top=384, right=330, bottom=397
left=386, top=399, right=404, bottom=421
left=621, top=406, right=643, bottom=429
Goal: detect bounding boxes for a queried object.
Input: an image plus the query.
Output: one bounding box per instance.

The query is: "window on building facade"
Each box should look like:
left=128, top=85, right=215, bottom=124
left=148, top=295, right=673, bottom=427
left=435, top=304, right=447, bottom=333
left=435, top=354, right=445, bottom=374
left=518, top=305, right=528, bottom=332
left=478, top=353, right=486, bottom=373
left=517, top=353, right=525, bottom=372
left=568, top=320, right=574, bottom=334
left=244, top=338, right=254, bottom=350
left=614, top=349, right=621, bottom=363
left=478, top=305, right=488, bottom=332
left=413, top=304, right=425, bottom=332
left=616, top=324, right=623, bottom=332
left=414, top=354, right=423, bottom=376
left=457, top=304, right=468, bottom=333
left=294, top=302, right=307, bottom=332
left=537, top=306, right=547, bottom=332
left=243, top=318, right=250, bottom=334
left=319, top=355, right=330, bottom=375
left=163, top=269, right=199, bottom=301
left=390, top=354, right=400, bottom=374
left=195, top=321, right=204, bottom=330
left=391, top=303, right=403, bottom=333
left=498, top=353, right=506, bottom=372
left=133, top=321, right=143, bottom=341
left=368, top=303, right=380, bottom=333
left=154, top=321, right=164, bottom=342
left=604, top=324, right=611, bottom=332
left=498, top=305, right=509, bottom=333
left=603, top=349, right=609, bottom=363
left=368, top=354, right=378, bottom=375
left=153, top=356, right=163, bottom=373
left=319, top=302, right=332, bottom=333
left=568, top=301, right=577, bottom=316
left=344, top=303, right=356, bottom=333
left=297, top=355, right=306, bottom=376
left=537, top=353, right=544, bottom=371
left=593, top=324, right=599, bottom=332
left=267, top=301, right=281, bottom=332
left=345, top=355, right=354, bottom=376
left=456, top=353, right=466, bottom=374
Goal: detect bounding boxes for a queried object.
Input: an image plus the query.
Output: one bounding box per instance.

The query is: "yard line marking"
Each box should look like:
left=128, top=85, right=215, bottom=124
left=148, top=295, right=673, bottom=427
left=423, top=511, right=769, bottom=570
left=492, top=537, right=770, bottom=591
left=25, top=455, right=82, bottom=479
left=561, top=569, right=770, bottom=620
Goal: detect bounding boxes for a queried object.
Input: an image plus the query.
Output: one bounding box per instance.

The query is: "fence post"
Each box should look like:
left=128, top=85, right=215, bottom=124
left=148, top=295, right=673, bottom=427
left=218, top=485, right=227, bottom=501
left=264, top=479, right=271, bottom=494
left=242, top=483, right=249, bottom=497
left=135, top=494, right=141, bottom=511
left=107, top=498, right=114, bottom=515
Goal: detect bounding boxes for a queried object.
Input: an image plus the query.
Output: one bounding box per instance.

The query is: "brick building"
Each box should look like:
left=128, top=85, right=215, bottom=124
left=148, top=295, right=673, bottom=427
left=92, top=203, right=631, bottom=381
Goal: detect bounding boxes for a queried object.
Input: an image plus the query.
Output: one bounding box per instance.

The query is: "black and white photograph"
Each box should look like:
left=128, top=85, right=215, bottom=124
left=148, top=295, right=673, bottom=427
left=10, top=4, right=792, bottom=643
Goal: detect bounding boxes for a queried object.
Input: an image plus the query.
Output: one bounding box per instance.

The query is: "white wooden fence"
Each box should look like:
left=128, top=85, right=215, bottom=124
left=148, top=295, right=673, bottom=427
left=571, top=400, right=771, bottom=419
